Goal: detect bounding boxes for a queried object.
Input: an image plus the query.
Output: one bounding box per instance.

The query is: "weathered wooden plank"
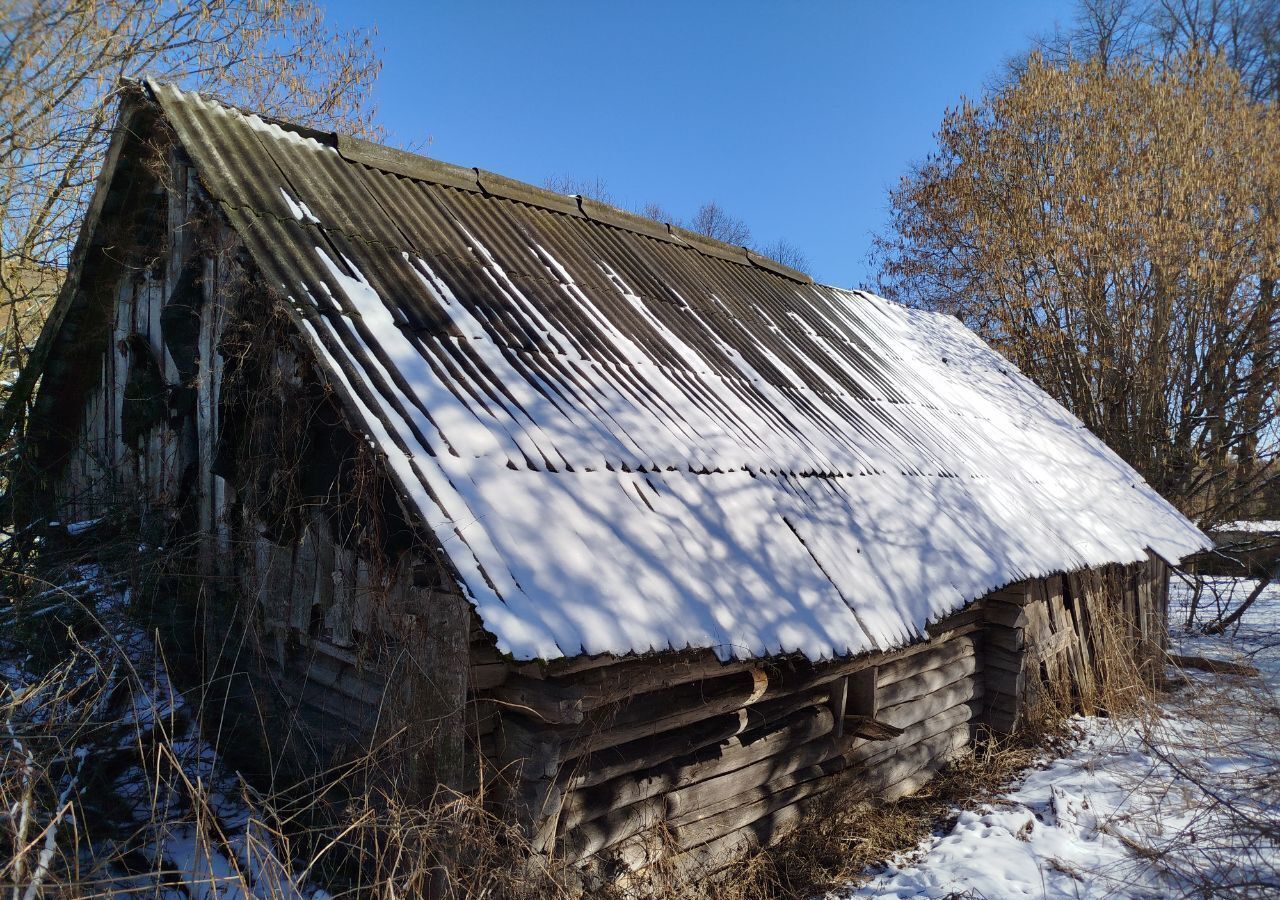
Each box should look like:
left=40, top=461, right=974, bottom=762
left=325, top=544, right=356, bottom=646
left=828, top=676, right=848, bottom=738
left=470, top=661, right=512, bottom=692
left=559, top=705, right=834, bottom=834
left=984, top=602, right=1028, bottom=629
left=984, top=666, right=1025, bottom=699
left=668, top=756, right=850, bottom=850
left=557, top=651, right=762, bottom=711
left=300, top=650, right=388, bottom=707
left=878, top=675, right=983, bottom=731
left=563, top=666, right=794, bottom=758
left=290, top=529, right=319, bottom=636
left=400, top=585, right=471, bottom=800
left=561, top=726, right=841, bottom=862
left=876, top=654, right=979, bottom=709
left=1031, top=625, right=1073, bottom=658
left=488, top=675, right=585, bottom=725
left=877, top=638, right=976, bottom=686
left=848, top=700, right=976, bottom=770
left=986, top=582, right=1031, bottom=606
left=986, top=626, right=1025, bottom=654
left=565, top=689, right=831, bottom=791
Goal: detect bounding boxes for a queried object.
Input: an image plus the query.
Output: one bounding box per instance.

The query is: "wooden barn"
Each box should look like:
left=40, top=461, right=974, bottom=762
left=5, top=81, right=1210, bottom=885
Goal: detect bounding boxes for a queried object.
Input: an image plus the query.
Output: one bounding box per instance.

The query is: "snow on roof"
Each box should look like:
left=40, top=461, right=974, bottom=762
left=1212, top=520, right=1280, bottom=534
left=149, top=82, right=1211, bottom=662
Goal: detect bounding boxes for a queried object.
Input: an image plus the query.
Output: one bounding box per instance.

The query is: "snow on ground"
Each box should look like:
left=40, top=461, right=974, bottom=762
left=837, top=577, right=1280, bottom=899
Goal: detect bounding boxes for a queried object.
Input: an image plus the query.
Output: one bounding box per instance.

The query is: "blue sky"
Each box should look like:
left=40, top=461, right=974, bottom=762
left=323, top=1, right=1076, bottom=289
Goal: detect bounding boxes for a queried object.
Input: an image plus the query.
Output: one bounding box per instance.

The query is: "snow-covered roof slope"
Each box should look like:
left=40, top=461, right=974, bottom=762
left=1212, top=521, right=1280, bottom=535
left=149, top=82, right=1211, bottom=662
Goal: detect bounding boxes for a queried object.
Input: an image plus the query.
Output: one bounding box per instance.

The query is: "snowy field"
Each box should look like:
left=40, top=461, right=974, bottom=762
left=838, top=576, right=1280, bottom=899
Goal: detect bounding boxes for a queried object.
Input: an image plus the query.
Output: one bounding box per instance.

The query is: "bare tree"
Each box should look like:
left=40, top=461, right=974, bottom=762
left=755, top=238, right=812, bottom=276
left=638, top=201, right=675, bottom=223
left=1036, top=0, right=1280, bottom=101
left=687, top=201, right=752, bottom=246
left=875, top=52, right=1280, bottom=524
left=0, top=0, right=382, bottom=435
left=543, top=174, right=613, bottom=205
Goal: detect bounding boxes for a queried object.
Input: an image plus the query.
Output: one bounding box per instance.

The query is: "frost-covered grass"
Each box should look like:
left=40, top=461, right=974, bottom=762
left=836, top=577, right=1280, bottom=899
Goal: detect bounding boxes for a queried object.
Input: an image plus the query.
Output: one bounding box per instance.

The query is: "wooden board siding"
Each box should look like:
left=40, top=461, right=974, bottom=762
left=525, top=624, right=984, bottom=880
left=50, top=160, right=209, bottom=525
left=983, top=557, right=1169, bottom=734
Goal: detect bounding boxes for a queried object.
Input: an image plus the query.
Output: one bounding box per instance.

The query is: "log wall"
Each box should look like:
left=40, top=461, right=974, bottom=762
left=469, top=608, right=985, bottom=883
left=471, top=556, right=1171, bottom=886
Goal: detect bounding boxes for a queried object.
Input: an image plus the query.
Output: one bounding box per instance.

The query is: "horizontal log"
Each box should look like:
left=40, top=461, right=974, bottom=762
left=802, top=621, right=985, bottom=692
left=562, top=651, right=762, bottom=711
left=567, top=698, right=984, bottom=862
left=559, top=795, right=665, bottom=863
left=495, top=714, right=563, bottom=780
left=984, top=667, right=1025, bottom=697
left=470, top=662, right=510, bottom=691
left=986, top=708, right=1018, bottom=734
left=487, top=675, right=584, bottom=725
left=880, top=640, right=977, bottom=691
left=986, top=583, right=1031, bottom=606
left=619, top=767, right=855, bottom=879
left=986, top=627, right=1024, bottom=654
left=564, top=688, right=831, bottom=790
left=607, top=715, right=975, bottom=866
left=875, top=636, right=976, bottom=686
left=664, top=736, right=839, bottom=825
left=878, top=677, right=983, bottom=731
left=297, top=655, right=388, bottom=708
left=984, top=602, right=1028, bottom=629
left=670, top=757, right=851, bottom=851
left=925, top=604, right=983, bottom=637
left=271, top=670, right=379, bottom=736
left=849, top=701, right=978, bottom=770
left=614, top=702, right=982, bottom=880
left=560, top=732, right=842, bottom=863
left=880, top=746, right=971, bottom=802
left=984, top=644, right=1024, bottom=673
left=566, top=668, right=813, bottom=758
left=854, top=721, right=972, bottom=800
left=557, top=705, right=834, bottom=833
left=877, top=655, right=979, bottom=708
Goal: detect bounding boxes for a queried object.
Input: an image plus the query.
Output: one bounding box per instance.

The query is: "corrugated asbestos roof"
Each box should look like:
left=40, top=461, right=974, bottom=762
left=148, top=81, right=1210, bottom=662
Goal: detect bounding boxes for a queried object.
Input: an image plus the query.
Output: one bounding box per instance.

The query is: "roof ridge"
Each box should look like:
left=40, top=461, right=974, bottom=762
left=142, top=79, right=813, bottom=285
